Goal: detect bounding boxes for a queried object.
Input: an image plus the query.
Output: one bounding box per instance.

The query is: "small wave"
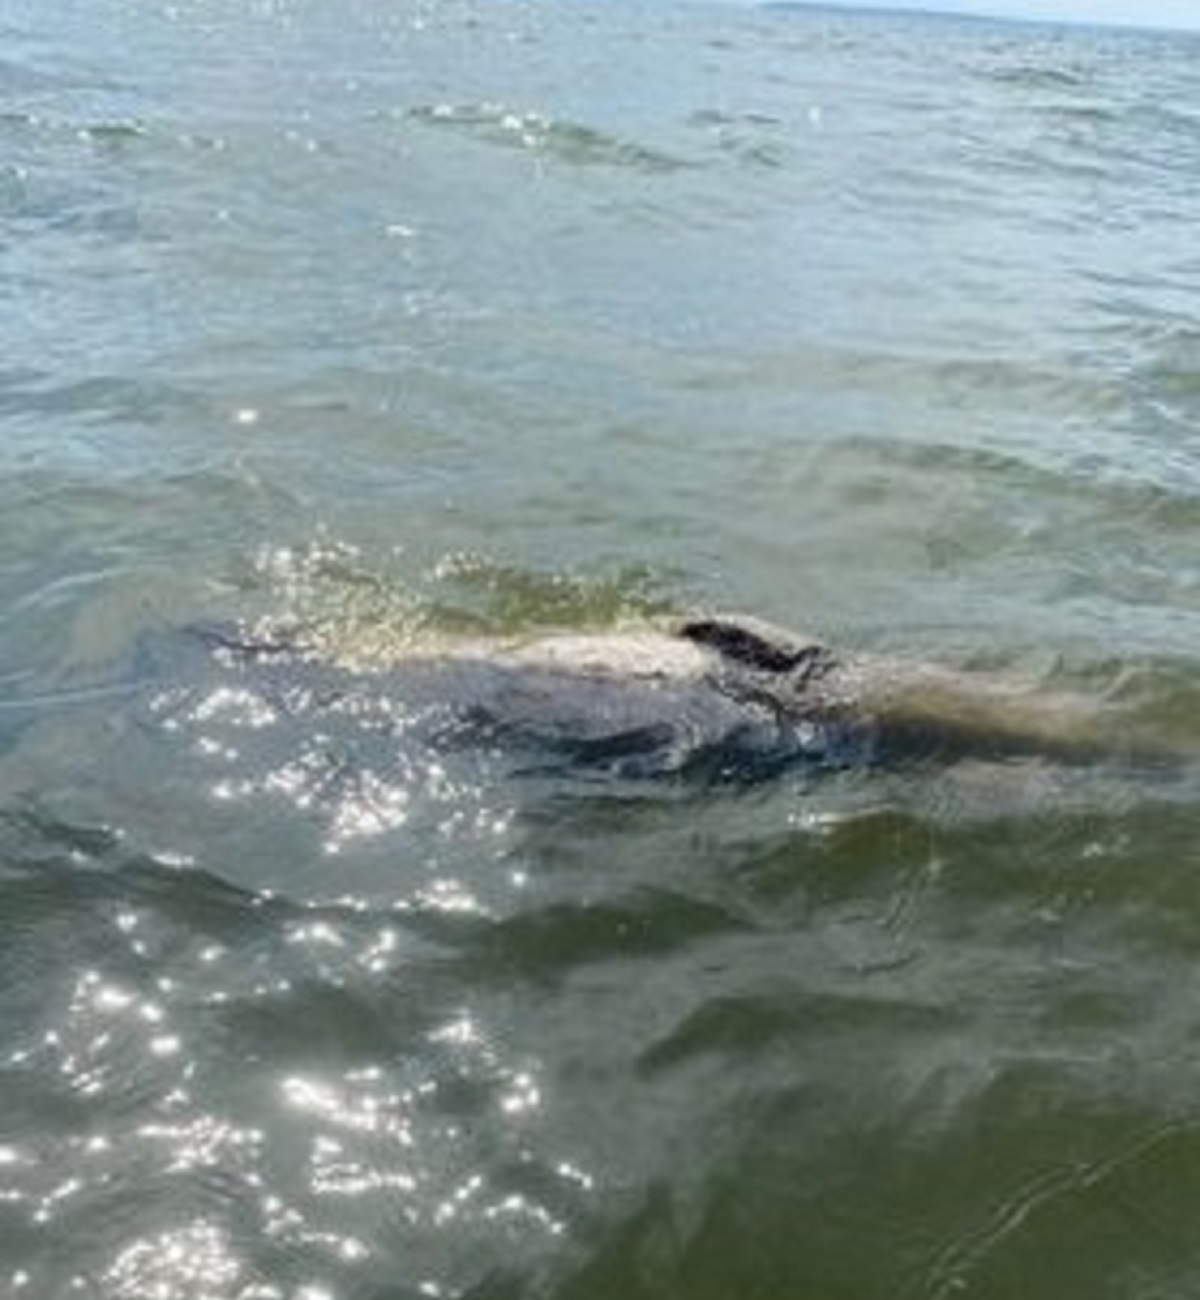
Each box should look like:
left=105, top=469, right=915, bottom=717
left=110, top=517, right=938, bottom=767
left=0, top=370, right=196, bottom=428
left=424, top=888, right=748, bottom=984
left=687, top=107, right=789, bottom=169
left=988, top=64, right=1090, bottom=91
left=0, top=109, right=36, bottom=135
left=0, top=109, right=147, bottom=146
left=1038, top=100, right=1120, bottom=128
left=406, top=102, right=692, bottom=173
left=639, top=987, right=952, bottom=1075
left=77, top=119, right=147, bottom=148
left=248, top=538, right=675, bottom=669
left=688, top=109, right=783, bottom=129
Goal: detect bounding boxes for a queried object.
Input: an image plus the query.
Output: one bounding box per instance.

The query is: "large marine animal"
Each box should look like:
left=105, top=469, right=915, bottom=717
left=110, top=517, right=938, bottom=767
left=196, top=613, right=1185, bottom=780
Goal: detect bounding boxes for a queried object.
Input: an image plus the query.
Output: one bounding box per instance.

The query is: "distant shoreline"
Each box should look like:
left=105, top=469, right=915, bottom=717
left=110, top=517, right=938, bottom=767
left=758, top=0, right=1200, bottom=40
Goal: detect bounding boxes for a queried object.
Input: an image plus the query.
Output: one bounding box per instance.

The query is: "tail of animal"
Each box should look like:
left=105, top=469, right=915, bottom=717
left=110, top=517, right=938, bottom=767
left=854, top=660, right=1195, bottom=771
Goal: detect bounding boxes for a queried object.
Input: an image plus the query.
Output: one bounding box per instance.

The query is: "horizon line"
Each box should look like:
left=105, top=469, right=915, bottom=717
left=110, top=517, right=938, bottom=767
left=759, top=0, right=1200, bottom=37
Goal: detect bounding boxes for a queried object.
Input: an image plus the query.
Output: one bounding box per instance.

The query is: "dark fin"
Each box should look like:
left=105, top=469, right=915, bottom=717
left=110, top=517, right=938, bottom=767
left=189, top=619, right=306, bottom=663
left=678, top=617, right=820, bottom=674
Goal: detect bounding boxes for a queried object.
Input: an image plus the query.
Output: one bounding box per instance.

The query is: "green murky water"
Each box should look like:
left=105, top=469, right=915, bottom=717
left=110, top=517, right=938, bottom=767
left=1, top=1, right=1197, bottom=1296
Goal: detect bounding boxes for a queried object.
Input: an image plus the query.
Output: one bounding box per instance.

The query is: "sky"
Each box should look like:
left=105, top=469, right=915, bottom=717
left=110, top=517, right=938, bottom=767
left=802, top=0, right=1200, bottom=31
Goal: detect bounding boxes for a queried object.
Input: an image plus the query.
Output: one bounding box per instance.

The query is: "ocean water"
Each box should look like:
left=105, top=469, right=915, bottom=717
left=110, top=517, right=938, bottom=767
left=1, top=0, right=1198, bottom=1296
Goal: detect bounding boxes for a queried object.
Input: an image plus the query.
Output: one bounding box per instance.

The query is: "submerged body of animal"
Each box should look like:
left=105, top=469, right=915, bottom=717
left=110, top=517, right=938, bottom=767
left=194, top=614, right=1186, bottom=780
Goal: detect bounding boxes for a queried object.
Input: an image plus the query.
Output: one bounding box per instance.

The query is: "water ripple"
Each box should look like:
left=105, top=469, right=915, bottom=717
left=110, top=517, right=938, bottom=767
left=406, top=101, right=692, bottom=173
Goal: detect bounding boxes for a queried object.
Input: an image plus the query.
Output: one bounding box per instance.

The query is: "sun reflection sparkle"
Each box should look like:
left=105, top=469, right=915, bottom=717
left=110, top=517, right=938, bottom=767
left=325, top=768, right=412, bottom=851
left=498, top=1070, right=541, bottom=1116
left=104, top=1220, right=246, bottom=1299
left=287, top=920, right=345, bottom=948
left=139, top=1115, right=263, bottom=1173
left=190, top=685, right=278, bottom=729
left=412, top=878, right=488, bottom=916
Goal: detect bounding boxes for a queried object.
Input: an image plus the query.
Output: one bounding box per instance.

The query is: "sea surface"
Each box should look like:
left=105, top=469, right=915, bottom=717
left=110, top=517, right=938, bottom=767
left=1, top=0, right=1198, bottom=1296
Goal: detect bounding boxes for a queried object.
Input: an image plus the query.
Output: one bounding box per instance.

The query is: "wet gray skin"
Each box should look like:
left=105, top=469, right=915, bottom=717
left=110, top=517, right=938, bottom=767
left=193, top=614, right=1190, bottom=781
